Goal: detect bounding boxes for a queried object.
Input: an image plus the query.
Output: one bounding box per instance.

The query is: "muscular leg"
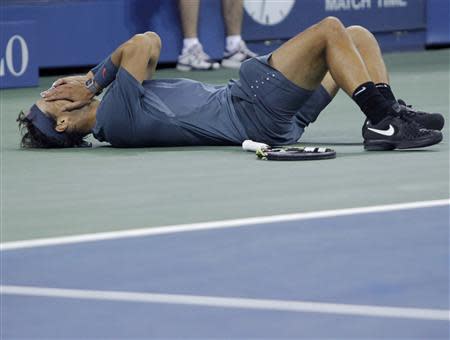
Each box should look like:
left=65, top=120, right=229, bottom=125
left=319, top=26, right=444, bottom=134
left=145, top=34, right=162, bottom=80
left=179, top=0, right=200, bottom=38
left=222, top=0, right=243, bottom=36
left=322, top=25, right=390, bottom=98
left=348, top=26, right=389, bottom=83
left=321, top=72, right=340, bottom=98
left=278, top=18, right=442, bottom=149
left=271, top=17, right=370, bottom=95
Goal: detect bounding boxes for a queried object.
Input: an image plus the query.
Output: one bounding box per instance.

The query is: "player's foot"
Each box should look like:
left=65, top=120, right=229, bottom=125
left=221, top=41, right=258, bottom=69
left=397, top=99, right=445, bottom=131
left=362, top=114, right=443, bottom=151
left=176, top=43, right=220, bottom=71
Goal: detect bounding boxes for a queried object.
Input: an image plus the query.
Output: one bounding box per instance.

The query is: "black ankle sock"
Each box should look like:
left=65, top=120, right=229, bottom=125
left=352, top=82, right=392, bottom=124
left=376, top=83, right=396, bottom=103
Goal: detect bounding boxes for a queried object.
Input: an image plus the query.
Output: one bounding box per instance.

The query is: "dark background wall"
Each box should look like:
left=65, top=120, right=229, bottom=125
left=1, top=0, right=449, bottom=88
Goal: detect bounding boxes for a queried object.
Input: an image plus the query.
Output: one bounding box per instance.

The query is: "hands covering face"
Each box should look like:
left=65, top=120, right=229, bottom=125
left=40, top=75, right=95, bottom=112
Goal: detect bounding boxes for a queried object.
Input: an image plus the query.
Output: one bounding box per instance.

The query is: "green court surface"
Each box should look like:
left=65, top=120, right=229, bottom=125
left=1, top=50, right=449, bottom=242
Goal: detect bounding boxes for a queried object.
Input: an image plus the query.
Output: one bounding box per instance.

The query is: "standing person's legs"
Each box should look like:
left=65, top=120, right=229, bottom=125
left=222, top=0, right=243, bottom=48
left=177, top=0, right=219, bottom=71
left=179, top=0, right=200, bottom=41
left=221, top=0, right=258, bottom=68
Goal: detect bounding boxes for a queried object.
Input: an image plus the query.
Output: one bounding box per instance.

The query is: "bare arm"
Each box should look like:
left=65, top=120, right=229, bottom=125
left=42, top=32, right=161, bottom=110
left=110, top=32, right=161, bottom=83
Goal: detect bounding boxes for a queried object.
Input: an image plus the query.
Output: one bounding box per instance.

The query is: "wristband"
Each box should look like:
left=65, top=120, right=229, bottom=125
left=93, top=57, right=119, bottom=90
left=85, top=78, right=102, bottom=96
left=90, top=56, right=108, bottom=75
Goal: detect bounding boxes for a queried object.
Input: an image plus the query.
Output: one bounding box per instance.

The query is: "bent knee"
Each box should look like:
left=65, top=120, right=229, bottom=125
left=144, top=31, right=162, bottom=50
left=130, top=32, right=161, bottom=47
left=319, top=16, right=345, bottom=32
left=346, top=25, right=375, bottom=44
left=127, top=32, right=161, bottom=56
left=347, top=25, right=371, bottom=36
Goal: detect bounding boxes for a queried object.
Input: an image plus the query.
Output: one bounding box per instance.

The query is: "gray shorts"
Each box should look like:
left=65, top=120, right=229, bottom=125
left=230, top=54, right=331, bottom=145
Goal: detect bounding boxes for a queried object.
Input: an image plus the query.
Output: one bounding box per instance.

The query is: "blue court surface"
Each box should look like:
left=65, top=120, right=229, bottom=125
left=1, top=201, right=449, bottom=339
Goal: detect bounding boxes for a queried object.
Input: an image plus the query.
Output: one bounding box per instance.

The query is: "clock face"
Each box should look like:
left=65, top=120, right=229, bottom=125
left=244, top=0, right=296, bottom=26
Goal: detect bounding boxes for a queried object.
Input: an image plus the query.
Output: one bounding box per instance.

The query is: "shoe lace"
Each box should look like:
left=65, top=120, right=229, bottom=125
left=399, top=112, right=418, bottom=126
left=386, top=114, right=430, bottom=139
left=226, top=41, right=257, bottom=58
left=397, top=99, right=421, bottom=117
left=390, top=101, right=417, bottom=124
left=238, top=41, right=257, bottom=57
left=191, top=44, right=211, bottom=61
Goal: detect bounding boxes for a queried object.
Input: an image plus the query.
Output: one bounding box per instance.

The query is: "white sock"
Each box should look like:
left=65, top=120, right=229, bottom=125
left=183, top=37, right=200, bottom=51
left=226, top=35, right=242, bottom=52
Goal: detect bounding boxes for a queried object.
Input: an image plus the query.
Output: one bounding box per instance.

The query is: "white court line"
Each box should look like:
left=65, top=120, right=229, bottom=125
left=2, top=285, right=449, bottom=321
left=1, top=199, right=449, bottom=251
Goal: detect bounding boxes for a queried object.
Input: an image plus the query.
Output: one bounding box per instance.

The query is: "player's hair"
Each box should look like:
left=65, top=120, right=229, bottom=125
left=17, top=111, right=89, bottom=148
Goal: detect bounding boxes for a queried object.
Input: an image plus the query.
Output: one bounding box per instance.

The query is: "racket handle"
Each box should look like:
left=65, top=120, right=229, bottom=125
left=242, top=140, right=269, bottom=152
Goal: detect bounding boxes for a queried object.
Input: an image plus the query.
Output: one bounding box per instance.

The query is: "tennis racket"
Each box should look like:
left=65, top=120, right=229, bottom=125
left=242, top=140, right=336, bottom=161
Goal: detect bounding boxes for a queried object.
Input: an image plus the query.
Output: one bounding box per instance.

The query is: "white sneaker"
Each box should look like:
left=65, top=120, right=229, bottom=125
left=176, top=43, right=220, bottom=71
left=221, top=41, right=258, bottom=69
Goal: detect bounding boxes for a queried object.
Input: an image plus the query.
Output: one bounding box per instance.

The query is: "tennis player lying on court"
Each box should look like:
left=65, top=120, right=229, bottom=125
left=19, top=17, right=444, bottom=150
